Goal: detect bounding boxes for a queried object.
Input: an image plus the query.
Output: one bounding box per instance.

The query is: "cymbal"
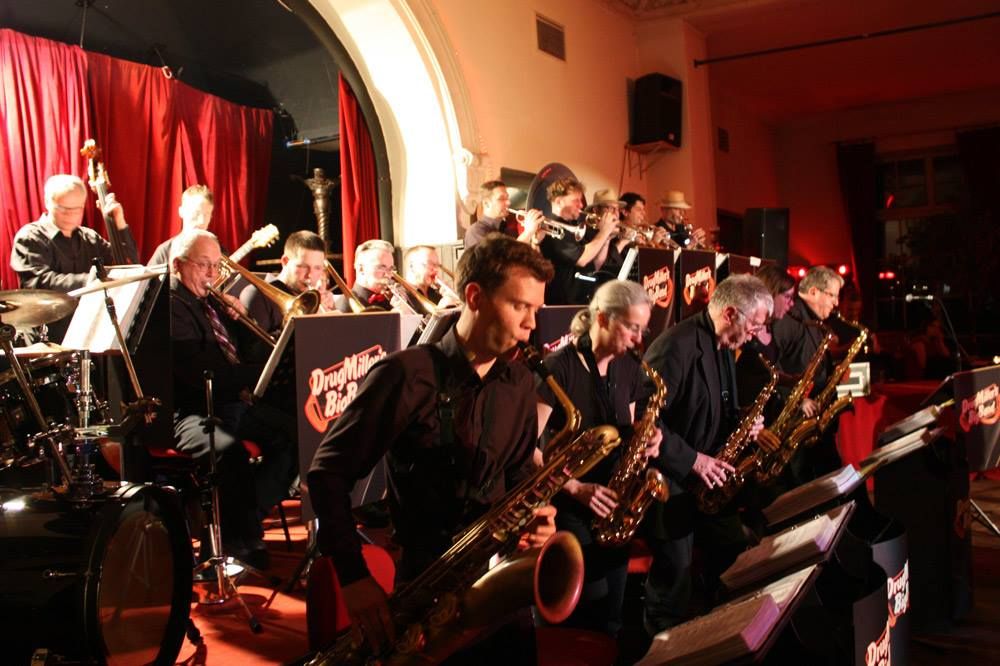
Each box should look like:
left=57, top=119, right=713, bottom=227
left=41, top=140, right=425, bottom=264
left=67, top=267, right=167, bottom=298
left=0, top=290, right=76, bottom=328
left=10, top=341, right=75, bottom=355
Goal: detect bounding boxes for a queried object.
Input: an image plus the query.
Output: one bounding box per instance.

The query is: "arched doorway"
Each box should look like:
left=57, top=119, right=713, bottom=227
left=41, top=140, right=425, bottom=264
left=286, top=0, right=479, bottom=247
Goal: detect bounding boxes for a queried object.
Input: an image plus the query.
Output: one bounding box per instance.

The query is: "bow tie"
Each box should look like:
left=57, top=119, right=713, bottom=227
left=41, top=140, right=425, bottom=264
left=368, top=292, right=388, bottom=305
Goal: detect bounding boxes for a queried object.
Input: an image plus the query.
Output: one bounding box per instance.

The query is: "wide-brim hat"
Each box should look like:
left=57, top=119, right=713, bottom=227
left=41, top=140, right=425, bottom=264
left=586, top=188, right=626, bottom=211
left=660, top=190, right=691, bottom=209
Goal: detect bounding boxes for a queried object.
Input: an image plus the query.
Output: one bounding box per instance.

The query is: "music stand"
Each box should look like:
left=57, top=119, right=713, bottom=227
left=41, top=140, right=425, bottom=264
left=953, top=364, right=1000, bottom=538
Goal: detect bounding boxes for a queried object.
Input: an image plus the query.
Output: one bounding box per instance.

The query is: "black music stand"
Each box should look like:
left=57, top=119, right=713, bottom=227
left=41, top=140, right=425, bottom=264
left=954, top=364, right=1000, bottom=538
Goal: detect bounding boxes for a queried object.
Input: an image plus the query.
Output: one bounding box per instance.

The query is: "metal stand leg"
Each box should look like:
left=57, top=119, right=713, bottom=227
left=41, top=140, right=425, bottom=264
left=971, top=499, right=1000, bottom=539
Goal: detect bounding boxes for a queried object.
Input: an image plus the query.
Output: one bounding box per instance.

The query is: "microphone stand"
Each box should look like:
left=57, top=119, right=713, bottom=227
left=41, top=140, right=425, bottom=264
left=192, top=370, right=263, bottom=633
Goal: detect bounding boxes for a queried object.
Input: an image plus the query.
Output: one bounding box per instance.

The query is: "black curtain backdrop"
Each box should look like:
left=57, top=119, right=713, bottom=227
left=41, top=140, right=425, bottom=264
left=836, top=142, right=878, bottom=324
left=956, top=127, right=1000, bottom=334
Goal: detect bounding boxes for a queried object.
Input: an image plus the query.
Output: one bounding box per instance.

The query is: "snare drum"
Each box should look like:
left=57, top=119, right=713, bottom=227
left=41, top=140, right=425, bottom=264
left=0, top=353, right=79, bottom=468
left=0, top=483, right=192, bottom=665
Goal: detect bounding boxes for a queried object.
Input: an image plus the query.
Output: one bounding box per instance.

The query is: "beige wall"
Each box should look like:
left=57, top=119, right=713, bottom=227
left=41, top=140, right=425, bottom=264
left=428, top=0, right=717, bottom=231
left=774, top=86, right=1000, bottom=266
left=711, top=83, right=780, bottom=216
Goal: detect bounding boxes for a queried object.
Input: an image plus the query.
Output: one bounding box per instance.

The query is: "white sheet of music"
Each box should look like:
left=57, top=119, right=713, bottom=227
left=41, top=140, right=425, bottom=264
left=62, top=265, right=158, bottom=352
left=762, top=464, right=863, bottom=526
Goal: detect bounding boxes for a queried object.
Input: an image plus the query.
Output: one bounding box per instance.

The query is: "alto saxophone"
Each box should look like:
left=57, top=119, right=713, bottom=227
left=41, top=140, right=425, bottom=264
left=307, top=343, right=620, bottom=666
left=757, top=314, right=869, bottom=484
left=593, top=350, right=669, bottom=547
left=754, top=327, right=834, bottom=484
left=691, top=353, right=778, bottom=514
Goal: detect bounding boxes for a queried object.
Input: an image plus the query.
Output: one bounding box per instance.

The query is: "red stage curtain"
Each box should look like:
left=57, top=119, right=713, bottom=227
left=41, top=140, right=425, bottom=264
left=836, top=142, right=878, bottom=323
left=86, top=52, right=274, bottom=261
left=0, top=29, right=92, bottom=289
left=338, top=73, right=380, bottom=284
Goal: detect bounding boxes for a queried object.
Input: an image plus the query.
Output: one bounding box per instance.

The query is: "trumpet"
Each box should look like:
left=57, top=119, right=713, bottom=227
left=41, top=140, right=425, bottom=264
left=207, top=254, right=321, bottom=346
left=510, top=209, right=586, bottom=242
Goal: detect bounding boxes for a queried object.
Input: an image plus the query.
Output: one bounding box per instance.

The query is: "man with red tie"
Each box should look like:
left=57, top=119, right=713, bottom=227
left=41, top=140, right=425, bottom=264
left=336, top=239, right=397, bottom=312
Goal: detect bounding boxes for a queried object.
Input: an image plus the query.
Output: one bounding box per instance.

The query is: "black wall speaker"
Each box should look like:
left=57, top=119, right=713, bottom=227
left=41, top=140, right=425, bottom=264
left=631, top=73, right=682, bottom=147
left=742, top=208, right=789, bottom=266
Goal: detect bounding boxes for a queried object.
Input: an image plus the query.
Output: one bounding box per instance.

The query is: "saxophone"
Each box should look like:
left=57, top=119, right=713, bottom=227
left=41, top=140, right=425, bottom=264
left=593, top=350, right=669, bottom=547
left=691, top=353, right=778, bottom=514
left=754, top=327, right=834, bottom=484
left=757, top=314, right=869, bottom=484
left=307, top=343, right=620, bottom=666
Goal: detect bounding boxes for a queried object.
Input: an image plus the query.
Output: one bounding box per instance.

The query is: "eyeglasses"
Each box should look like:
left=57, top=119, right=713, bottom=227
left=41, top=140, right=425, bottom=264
left=370, top=264, right=394, bottom=276
left=53, top=204, right=86, bottom=213
left=819, top=289, right=839, bottom=299
left=735, top=309, right=767, bottom=335
left=611, top=314, right=650, bottom=338
left=181, top=258, right=222, bottom=272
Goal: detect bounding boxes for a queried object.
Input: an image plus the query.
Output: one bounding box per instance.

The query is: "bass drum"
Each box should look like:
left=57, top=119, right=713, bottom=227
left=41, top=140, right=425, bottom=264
left=0, top=483, right=192, bottom=665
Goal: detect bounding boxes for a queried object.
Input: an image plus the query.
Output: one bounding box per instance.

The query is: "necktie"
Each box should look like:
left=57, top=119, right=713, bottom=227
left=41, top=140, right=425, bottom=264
left=202, top=299, right=241, bottom=365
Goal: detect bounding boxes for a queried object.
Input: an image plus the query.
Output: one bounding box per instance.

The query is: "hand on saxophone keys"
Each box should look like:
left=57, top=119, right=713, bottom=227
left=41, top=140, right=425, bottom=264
left=644, top=426, right=663, bottom=460
left=341, top=576, right=394, bottom=654
left=517, top=503, right=559, bottom=550
left=748, top=414, right=765, bottom=442
left=564, top=479, right=619, bottom=519
left=692, top=452, right=736, bottom=489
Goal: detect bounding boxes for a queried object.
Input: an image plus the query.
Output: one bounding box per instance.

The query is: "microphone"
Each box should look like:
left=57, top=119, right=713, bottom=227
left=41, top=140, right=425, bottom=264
left=905, top=293, right=934, bottom=302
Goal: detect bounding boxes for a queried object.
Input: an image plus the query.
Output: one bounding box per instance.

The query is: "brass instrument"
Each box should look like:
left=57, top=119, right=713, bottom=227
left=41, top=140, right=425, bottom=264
left=757, top=315, right=869, bottom=484
left=754, top=327, right=834, bottom=484
left=593, top=350, right=670, bottom=546
left=511, top=209, right=587, bottom=242
left=390, top=271, right=438, bottom=316
left=307, top=343, right=620, bottom=665
left=324, top=260, right=381, bottom=314
left=691, top=354, right=779, bottom=514
left=206, top=254, right=321, bottom=346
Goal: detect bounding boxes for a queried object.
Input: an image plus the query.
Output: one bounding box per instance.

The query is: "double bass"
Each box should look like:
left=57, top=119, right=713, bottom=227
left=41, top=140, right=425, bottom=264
left=80, top=139, right=134, bottom=265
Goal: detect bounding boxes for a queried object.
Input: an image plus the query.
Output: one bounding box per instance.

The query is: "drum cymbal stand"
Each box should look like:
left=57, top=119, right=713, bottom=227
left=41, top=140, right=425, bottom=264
left=0, top=322, right=73, bottom=486
left=191, top=371, right=263, bottom=634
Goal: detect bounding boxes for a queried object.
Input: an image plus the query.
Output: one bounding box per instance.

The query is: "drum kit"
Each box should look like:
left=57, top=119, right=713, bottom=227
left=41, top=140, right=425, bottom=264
left=0, top=282, right=191, bottom=665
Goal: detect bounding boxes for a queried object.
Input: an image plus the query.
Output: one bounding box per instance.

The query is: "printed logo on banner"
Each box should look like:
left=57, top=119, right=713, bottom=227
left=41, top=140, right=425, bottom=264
left=865, top=617, right=892, bottom=666
left=682, top=266, right=715, bottom=306
left=887, top=561, right=910, bottom=627
left=959, top=382, right=999, bottom=432
left=543, top=332, right=574, bottom=354
left=642, top=266, right=675, bottom=310
left=303, top=345, right=387, bottom=433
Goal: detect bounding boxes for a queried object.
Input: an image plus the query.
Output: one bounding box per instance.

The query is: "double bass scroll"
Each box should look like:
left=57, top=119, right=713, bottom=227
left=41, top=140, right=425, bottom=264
left=80, top=139, right=133, bottom=265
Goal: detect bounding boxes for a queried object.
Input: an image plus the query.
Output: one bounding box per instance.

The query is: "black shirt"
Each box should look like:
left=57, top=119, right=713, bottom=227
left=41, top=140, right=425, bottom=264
left=10, top=215, right=139, bottom=341
left=464, top=215, right=516, bottom=249
left=539, top=222, right=587, bottom=305
left=239, top=273, right=292, bottom=362
left=536, top=339, right=644, bottom=513
left=307, top=328, right=539, bottom=585
left=771, top=297, right=831, bottom=399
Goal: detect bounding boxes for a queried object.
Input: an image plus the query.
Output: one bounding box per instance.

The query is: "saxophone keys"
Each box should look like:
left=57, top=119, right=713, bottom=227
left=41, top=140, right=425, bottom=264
left=396, top=623, right=426, bottom=654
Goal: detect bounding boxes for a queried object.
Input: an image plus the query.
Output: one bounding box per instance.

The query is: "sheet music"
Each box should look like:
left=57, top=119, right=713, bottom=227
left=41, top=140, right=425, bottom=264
left=62, top=265, right=159, bottom=352
left=863, top=426, right=940, bottom=470
left=722, top=503, right=852, bottom=590
left=763, top=464, right=863, bottom=526
left=637, top=594, right=780, bottom=665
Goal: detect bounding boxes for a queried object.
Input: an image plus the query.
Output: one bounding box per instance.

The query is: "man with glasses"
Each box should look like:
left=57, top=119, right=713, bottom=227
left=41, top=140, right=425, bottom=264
left=337, top=239, right=396, bottom=312
left=772, top=265, right=846, bottom=482
left=401, top=244, right=459, bottom=309
left=10, top=173, right=138, bottom=342
left=641, top=274, right=773, bottom=635
left=170, top=229, right=292, bottom=569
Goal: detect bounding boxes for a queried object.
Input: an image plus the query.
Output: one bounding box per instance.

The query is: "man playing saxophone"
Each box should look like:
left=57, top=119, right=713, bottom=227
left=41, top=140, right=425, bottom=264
left=308, top=234, right=558, bottom=662
left=535, top=279, right=662, bottom=637
left=771, top=265, right=846, bottom=482
left=641, top=274, right=772, bottom=634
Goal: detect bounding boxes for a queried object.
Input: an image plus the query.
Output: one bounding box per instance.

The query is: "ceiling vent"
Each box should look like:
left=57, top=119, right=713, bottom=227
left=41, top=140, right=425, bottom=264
left=536, top=15, right=566, bottom=61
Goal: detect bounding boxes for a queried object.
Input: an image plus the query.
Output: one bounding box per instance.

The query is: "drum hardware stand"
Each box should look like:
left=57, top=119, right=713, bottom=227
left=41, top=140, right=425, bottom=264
left=191, top=371, right=263, bottom=634
left=0, top=322, right=74, bottom=486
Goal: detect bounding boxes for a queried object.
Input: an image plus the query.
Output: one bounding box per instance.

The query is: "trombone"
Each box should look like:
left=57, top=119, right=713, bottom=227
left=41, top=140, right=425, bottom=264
left=390, top=272, right=438, bottom=316
left=435, top=265, right=462, bottom=305
left=510, top=209, right=586, bottom=242
left=325, top=260, right=384, bottom=314
left=206, top=254, right=321, bottom=347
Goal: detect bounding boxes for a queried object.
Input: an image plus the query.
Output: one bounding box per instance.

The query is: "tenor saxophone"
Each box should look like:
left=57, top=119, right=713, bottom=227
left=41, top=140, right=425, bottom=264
left=691, top=353, right=778, bottom=514
left=757, top=314, right=869, bottom=484
left=593, top=350, right=669, bottom=547
left=307, top=343, right=620, bottom=666
left=754, top=327, right=834, bottom=484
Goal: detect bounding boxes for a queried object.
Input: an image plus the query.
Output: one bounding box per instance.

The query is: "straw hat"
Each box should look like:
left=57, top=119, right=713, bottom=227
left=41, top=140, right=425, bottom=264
left=660, top=190, right=692, bottom=209
left=586, top=188, right=627, bottom=210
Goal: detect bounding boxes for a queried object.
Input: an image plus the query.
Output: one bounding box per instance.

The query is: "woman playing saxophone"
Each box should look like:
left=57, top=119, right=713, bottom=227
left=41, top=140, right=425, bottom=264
left=535, top=279, right=662, bottom=637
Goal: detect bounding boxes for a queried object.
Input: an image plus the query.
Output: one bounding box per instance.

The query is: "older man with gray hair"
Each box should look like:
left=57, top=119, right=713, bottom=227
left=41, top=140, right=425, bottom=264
left=640, top=273, right=773, bottom=634
left=336, top=239, right=396, bottom=312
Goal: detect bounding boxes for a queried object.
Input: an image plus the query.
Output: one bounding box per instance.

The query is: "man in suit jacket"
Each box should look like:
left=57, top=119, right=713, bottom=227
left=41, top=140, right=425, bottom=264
left=641, top=274, right=772, bottom=634
left=336, top=239, right=397, bottom=312
left=170, top=229, right=294, bottom=568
